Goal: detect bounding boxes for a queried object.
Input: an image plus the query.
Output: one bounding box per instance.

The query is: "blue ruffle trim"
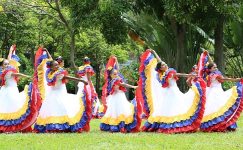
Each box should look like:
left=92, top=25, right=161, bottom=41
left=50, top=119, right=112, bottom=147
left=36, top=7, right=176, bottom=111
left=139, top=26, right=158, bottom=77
left=0, top=83, right=33, bottom=126
left=100, top=99, right=138, bottom=132
left=143, top=81, right=204, bottom=130
left=200, top=82, right=243, bottom=129
left=140, top=53, right=155, bottom=115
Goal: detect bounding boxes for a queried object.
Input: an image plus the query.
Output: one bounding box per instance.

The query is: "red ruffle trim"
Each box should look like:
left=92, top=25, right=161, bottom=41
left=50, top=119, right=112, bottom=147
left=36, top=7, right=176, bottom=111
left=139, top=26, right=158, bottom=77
left=138, top=50, right=152, bottom=117
left=1, top=69, right=18, bottom=86
left=162, top=70, right=178, bottom=88
left=82, top=85, right=92, bottom=132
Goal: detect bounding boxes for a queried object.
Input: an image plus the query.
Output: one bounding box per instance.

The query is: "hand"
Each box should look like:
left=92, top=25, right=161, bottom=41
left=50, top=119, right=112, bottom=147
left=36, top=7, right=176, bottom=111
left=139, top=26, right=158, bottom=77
left=10, top=45, right=15, bottom=52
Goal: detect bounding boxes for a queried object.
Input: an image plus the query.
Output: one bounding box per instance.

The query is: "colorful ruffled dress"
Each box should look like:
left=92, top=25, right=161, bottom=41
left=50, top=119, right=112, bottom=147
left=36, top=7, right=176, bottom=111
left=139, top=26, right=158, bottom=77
left=198, top=52, right=243, bottom=132
left=34, top=48, right=91, bottom=132
left=0, top=52, right=38, bottom=132
left=100, top=56, right=142, bottom=132
left=77, top=64, right=101, bottom=118
left=138, top=50, right=206, bottom=133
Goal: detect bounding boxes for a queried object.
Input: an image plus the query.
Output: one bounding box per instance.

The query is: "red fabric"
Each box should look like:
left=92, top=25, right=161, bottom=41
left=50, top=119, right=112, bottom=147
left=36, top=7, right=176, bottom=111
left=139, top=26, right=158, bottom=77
left=102, top=56, right=117, bottom=113
left=34, top=47, right=44, bottom=69
left=110, top=79, right=126, bottom=95
left=138, top=50, right=152, bottom=117
left=47, top=70, right=68, bottom=86
left=82, top=85, right=92, bottom=132
left=162, top=70, right=178, bottom=88
left=1, top=69, right=18, bottom=86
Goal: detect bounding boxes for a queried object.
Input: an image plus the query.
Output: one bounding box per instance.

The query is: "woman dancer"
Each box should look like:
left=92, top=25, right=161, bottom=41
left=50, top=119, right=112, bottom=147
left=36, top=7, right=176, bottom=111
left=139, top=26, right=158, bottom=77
left=0, top=45, right=38, bottom=132
left=198, top=50, right=243, bottom=132
left=138, top=49, right=206, bottom=133
left=76, top=57, right=101, bottom=118
left=100, top=56, right=142, bottom=132
left=34, top=47, right=91, bottom=133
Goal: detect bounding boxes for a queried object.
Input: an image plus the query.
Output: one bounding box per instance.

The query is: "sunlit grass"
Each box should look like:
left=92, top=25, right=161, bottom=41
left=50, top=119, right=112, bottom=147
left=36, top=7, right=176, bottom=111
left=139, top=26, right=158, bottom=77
left=0, top=117, right=243, bottom=150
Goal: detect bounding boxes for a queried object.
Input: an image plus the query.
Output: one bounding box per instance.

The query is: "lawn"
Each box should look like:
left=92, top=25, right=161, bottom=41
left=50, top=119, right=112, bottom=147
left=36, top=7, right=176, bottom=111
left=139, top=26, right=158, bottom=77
left=0, top=117, right=243, bottom=150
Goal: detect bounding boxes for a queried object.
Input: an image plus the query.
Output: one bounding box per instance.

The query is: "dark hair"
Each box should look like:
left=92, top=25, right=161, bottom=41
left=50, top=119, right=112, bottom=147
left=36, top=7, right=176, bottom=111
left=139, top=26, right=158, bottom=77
left=83, top=57, right=90, bottom=63
left=156, top=62, right=162, bottom=71
left=0, top=59, right=7, bottom=67
left=55, top=56, right=63, bottom=63
left=207, top=63, right=215, bottom=70
left=46, top=60, right=56, bottom=68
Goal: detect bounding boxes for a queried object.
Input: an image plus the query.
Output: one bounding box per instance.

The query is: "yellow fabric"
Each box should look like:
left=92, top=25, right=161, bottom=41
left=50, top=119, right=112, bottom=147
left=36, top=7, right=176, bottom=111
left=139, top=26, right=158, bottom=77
left=147, top=86, right=200, bottom=123
left=37, top=59, right=50, bottom=101
left=36, top=94, right=85, bottom=125
left=9, top=59, right=20, bottom=72
left=101, top=104, right=135, bottom=125
left=78, top=64, right=90, bottom=71
left=98, top=104, right=104, bottom=113
left=144, top=58, right=157, bottom=115
left=0, top=85, right=30, bottom=120
left=202, top=86, right=238, bottom=122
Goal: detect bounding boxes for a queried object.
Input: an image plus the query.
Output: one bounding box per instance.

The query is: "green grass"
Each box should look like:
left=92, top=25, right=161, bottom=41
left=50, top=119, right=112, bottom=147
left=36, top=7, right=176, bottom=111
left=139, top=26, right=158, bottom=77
left=0, top=117, right=243, bottom=150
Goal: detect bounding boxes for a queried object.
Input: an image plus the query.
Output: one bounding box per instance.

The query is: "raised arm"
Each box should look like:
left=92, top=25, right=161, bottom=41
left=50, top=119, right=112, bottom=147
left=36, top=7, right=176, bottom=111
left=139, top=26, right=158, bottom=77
left=7, top=45, right=15, bottom=60
left=151, top=49, right=162, bottom=62
left=43, top=48, right=53, bottom=60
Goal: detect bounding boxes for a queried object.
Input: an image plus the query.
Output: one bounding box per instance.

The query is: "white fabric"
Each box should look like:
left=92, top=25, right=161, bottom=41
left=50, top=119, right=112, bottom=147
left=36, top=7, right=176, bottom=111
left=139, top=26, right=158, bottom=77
left=103, top=90, right=133, bottom=119
left=0, top=71, right=26, bottom=113
left=203, top=76, right=233, bottom=116
left=150, top=70, right=197, bottom=117
left=38, top=74, right=82, bottom=119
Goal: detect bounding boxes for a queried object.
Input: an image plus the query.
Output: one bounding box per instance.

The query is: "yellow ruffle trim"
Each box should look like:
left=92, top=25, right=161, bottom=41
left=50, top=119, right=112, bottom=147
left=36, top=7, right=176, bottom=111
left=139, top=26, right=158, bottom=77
left=9, top=59, right=20, bottom=72
left=147, top=86, right=200, bottom=123
left=144, top=58, right=157, bottom=115
left=37, top=58, right=50, bottom=101
left=36, top=94, right=85, bottom=125
left=101, top=104, right=135, bottom=125
left=0, top=85, right=30, bottom=120
left=202, top=86, right=238, bottom=122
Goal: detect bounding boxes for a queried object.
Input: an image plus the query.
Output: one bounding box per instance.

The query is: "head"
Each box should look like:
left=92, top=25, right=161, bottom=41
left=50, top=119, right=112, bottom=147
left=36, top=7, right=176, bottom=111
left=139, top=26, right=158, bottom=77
left=156, top=61, right=168, bottom=72
left=83, top=56, right=90, bottom=64
left=55, top=56, right=64, bottom=67
left=49, top=60, right=59, bottom=71
left=108, top=67, right=118, bottom=79
left=192, top=65, right=198, bottom=73
left=0, top=59, right=10, bottom=69
left=207, top=63, right=217, bottom=72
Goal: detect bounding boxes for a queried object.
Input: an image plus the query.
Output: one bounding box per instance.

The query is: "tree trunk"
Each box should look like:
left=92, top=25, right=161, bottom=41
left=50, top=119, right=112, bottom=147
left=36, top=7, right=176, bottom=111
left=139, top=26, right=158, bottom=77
left=175, top=23, right=186, bottom=92
left=214, top=16, right=224, bottom=72
left=95, top=64, right=101, bottom=96
left=70, top=31, right=76, bottom=69
left=175, top=23, right=186, bottom=72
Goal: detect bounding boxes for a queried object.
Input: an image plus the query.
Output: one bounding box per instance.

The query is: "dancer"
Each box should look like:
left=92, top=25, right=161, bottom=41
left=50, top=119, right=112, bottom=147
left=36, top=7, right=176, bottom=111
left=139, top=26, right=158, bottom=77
left=138, top=49, right=206, bottom=133
left=76, top=57, right=102, bottom=118
left=0, top=45, right=38, bottom=132
left=100, top=56, right=142, bottom=132
left=198, top=50, right=243, bottom=132
left=34, top=47, right=91, bottom=133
